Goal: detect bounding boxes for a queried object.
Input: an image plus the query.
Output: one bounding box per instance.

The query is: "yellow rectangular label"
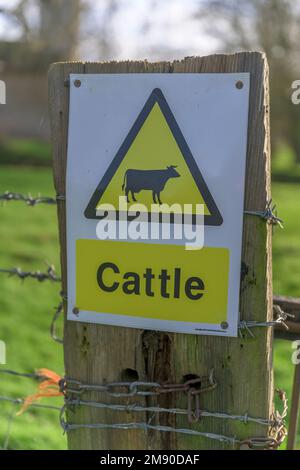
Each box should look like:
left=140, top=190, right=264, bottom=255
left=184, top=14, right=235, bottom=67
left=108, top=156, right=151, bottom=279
left=76, top=240, right=229, bottom=324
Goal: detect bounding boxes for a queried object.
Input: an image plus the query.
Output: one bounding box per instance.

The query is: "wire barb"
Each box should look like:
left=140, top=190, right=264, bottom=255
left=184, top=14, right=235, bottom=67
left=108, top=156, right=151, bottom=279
left=238, top=304, right=293, bottom=338
left=0, top=191, right=60, bottom=206
left=244, top=199, right=284, bottom=228
left=0, top=265, right=61, bottom=282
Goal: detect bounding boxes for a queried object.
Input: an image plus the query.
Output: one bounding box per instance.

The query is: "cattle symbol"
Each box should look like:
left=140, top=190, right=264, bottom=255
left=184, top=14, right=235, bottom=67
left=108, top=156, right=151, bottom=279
left=121, top=165, right=180, bottom=204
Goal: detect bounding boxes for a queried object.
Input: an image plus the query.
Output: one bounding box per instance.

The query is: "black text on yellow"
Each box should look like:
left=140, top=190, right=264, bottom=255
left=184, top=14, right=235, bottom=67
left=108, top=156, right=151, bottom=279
left=97, top=262, right=205, bottom=300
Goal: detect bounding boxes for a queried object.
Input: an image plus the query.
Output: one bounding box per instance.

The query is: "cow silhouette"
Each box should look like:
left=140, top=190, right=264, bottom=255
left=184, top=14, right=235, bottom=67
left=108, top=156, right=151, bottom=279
left=121, top=165, right=180, bottom=204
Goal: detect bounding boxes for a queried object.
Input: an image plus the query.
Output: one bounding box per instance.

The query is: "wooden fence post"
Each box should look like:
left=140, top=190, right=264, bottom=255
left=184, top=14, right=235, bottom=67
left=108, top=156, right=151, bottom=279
left=48, top=52, right=273, bottom=450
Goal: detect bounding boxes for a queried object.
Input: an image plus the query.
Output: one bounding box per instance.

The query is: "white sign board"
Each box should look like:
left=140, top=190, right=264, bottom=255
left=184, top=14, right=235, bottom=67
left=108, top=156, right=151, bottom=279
left=66, top=73, right=250, bottom=336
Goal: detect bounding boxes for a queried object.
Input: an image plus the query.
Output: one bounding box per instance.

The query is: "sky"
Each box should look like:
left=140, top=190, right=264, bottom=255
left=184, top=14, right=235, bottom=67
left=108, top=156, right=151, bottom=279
left=81, top=0, right=219, bottom=60
left=0, top=0, right=219, bottom=61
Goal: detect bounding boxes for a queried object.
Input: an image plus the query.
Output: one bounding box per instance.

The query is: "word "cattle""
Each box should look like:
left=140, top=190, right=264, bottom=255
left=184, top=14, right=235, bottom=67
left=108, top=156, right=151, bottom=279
left=97, top=262, right=205, bottom=300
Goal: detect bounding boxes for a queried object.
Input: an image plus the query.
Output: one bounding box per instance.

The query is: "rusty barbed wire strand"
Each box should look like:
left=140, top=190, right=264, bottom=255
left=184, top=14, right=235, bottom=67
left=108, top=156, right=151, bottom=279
left=61, top=369, right=217, bottom=399
left=0, top=191, right=65, bottom=206
left=0, top=265, right=61, bottom=282
left=0, top=368, right=287, bottom=449
left=0, top=189, right=286, bottom=448
left=1, top=191, right=283, bottom=230
left=60, top=386, right=287, bottom=449
left=61, top=375, right=286, bottom=425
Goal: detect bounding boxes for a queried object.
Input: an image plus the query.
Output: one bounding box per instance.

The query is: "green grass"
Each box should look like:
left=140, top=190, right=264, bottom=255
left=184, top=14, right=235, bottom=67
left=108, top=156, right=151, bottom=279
left=272, top=145, right=300, bottom=181
left=0, top=165, right=299, bottom=449
left=0, top=165, right=66, bottom=449
left=272, top=181, right=300, bottom=449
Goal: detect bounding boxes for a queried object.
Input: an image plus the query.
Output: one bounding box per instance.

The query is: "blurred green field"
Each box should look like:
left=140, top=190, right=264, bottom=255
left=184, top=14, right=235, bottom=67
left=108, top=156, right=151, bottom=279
left=0, top=165, right=299, bottom=449
left=0, top=139, right=51, bottom=168
left=0, top=166, right=66, bottom=450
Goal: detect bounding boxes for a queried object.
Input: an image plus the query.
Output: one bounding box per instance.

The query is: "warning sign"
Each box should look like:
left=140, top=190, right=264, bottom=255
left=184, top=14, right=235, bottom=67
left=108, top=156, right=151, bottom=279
left=76, top=240, right=229, bottom=326
left=85, top=88, right=222, bottom=225
left=66, top=73, right=250, bottom=336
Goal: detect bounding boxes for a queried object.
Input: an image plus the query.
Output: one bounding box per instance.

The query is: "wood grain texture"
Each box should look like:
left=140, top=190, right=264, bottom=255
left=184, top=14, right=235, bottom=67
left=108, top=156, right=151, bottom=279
left=48, top=53, right=273, bottom=450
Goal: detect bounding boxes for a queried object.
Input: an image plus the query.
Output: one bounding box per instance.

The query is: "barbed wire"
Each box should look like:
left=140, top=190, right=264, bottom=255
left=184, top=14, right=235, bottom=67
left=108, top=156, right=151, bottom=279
left=0, top=395, right=60, bottom=450
left=60, top=387, right=287, bottom=450
left=43, top=290, right=299, bottom=346
left=1, top=192, right=282, bottom=229
left=238, top=304, right=294, bottom=338
left=60, top=418, right=285, bottom=450
left=64, top=397, right=277, bottom=427
left=61, top=415, right=239, bottom=446
left=244, top=199, right=284, bottom=228
left=0, top=190, right=289, bottom=449
left=0, top=367, right=287, bottom=450
left=0, top=191, right=64, bottom=206
left=0, top=267, right=63, bottom=343
left=0, top=369, right=63, bottom=449
left=0, top=265, right=61, bottom=283
left=61, top=374, right=287, bottom=448
left=51, top=295, right=293, bottom=344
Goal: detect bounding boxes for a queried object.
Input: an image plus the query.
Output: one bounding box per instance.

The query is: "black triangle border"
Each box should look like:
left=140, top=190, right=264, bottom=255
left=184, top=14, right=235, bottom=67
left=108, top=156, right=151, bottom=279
left=84, top=88, right=223, bottom=226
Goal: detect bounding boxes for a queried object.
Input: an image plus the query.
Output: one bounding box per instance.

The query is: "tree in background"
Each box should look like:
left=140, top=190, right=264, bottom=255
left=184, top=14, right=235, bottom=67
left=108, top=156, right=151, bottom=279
left=197, top=0, right=300, bottom=161
left=0, top=0, right=120, bottom=69
left=0, top=0, right=81, bottom=68
left=38, top=0, right=80, bottom=61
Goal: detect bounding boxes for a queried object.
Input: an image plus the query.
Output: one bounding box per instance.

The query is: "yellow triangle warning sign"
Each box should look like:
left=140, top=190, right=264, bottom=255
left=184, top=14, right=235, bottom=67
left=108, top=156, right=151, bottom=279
left=85, top=88, right=222, bottom=226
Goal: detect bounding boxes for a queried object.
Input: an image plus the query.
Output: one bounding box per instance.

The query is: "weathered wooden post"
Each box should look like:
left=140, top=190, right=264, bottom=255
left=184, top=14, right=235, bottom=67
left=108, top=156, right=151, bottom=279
left=49, top=53, right=275, bottom=450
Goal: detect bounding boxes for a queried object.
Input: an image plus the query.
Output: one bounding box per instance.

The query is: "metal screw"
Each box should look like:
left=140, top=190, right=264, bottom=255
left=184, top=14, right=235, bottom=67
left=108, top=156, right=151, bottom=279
left=74, top=79, right=81, bottom=88
left=236, top=80, right=244, bottom=90
left=220, top=321, right=229, bottom=330
left=72, top=307, right=79, bottom=315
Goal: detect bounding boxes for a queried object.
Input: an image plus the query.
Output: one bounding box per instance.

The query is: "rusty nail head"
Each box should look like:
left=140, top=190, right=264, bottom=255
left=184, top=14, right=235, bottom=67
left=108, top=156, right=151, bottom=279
left=72, top=307, right=79, bottom=315
left=236, top=80, right=244, bottom=89
left=74, top=79, right=81, bottom=88
left=221, top=321, right=229, bottom=330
